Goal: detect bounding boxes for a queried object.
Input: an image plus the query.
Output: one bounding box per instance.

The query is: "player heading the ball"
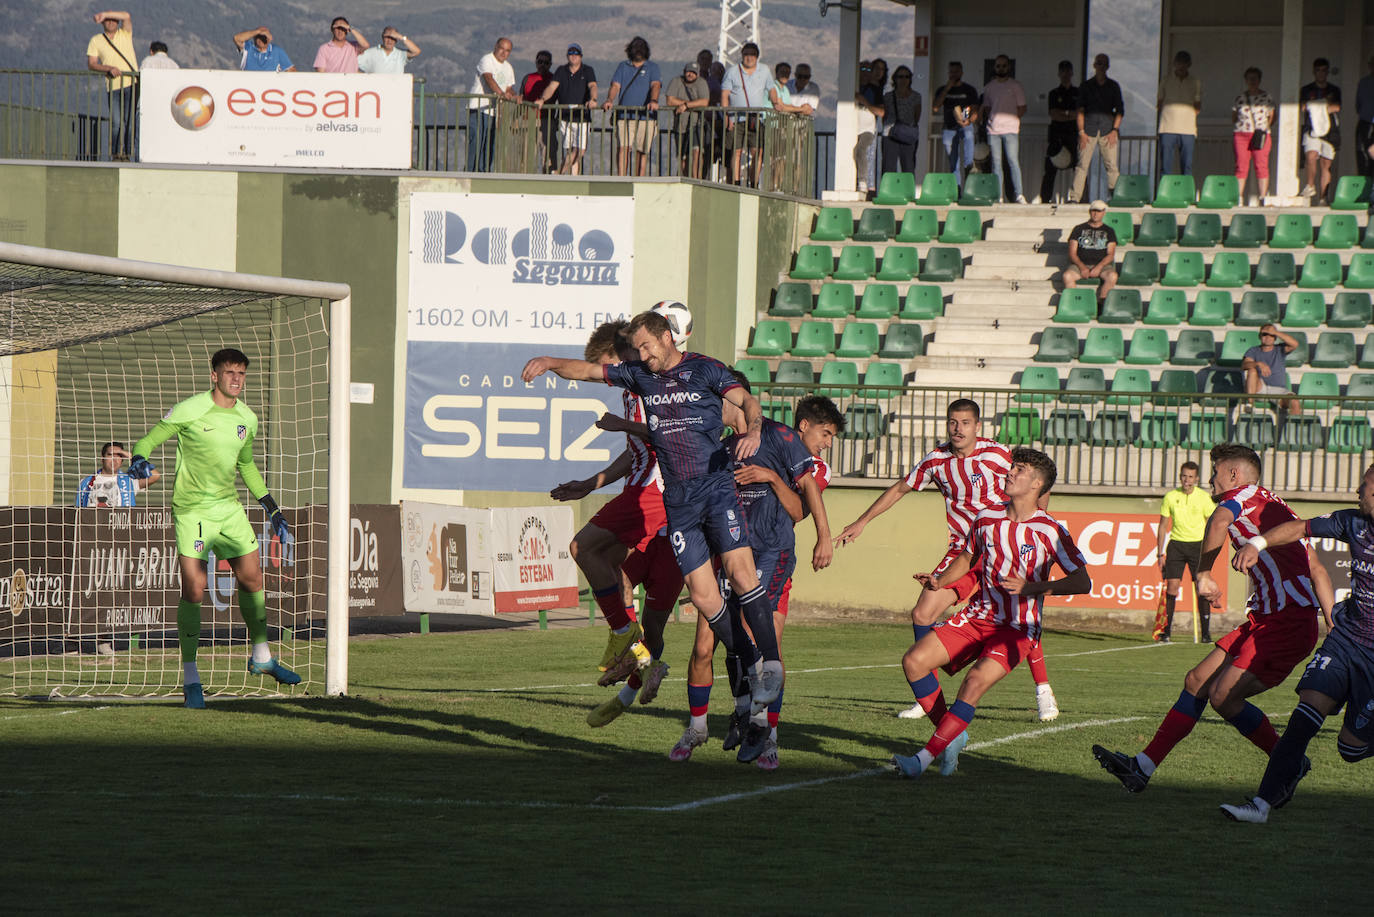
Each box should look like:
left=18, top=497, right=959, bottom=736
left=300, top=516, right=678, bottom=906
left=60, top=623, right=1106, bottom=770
left=129, top=347, right=300, bottom=708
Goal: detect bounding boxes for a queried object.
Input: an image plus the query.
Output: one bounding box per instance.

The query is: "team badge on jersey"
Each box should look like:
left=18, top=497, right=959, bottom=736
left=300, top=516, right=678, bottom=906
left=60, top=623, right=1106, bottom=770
left=1020, top=543, right=1035, bottom=556
left=679, top=371, right=692, bottom=382
left=727, top=508, right=740, bottom=541
left=194, top=539, right=205, bottom=553
left=1357, top=700, right=1374, bottom=731
left=236, top=424, right=247, bottom=440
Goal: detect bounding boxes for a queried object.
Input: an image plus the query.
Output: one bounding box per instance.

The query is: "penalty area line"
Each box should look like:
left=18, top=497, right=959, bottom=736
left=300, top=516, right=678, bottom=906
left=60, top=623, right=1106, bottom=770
left=1, top=706, right=112, bottom=721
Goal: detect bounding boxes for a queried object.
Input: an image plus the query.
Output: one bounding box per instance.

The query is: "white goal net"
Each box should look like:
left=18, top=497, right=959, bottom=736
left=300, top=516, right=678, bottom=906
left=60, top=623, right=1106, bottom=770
left=0, top=242, right=350, bottom=699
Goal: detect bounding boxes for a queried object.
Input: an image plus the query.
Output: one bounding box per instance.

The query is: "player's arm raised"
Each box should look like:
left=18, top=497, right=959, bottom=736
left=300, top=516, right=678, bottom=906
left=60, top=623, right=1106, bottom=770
left=799, top=473, right=833, bottom=571
left=521, top=356, right=606, bottom=383
left=1194, top=504, right=1237, bottom=606
left=1232, top=517, right=1308, bottom=572
left=128, top=417, right=178, bottom=480
left=835, top=478, right=913, bottom=547
left=551, top=450, right=633, bottom=501
left=722, top=384, right=762, bottom=460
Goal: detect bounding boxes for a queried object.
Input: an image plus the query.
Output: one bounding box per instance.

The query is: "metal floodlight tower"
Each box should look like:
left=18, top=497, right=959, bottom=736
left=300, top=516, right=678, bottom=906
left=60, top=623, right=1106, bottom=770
left=718, top=0, right=762, bottom=66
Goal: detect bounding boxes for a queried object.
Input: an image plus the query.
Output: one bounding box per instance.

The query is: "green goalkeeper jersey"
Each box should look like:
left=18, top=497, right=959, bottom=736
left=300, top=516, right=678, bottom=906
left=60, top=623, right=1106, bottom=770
left=133, top=391, right=268, bottom=512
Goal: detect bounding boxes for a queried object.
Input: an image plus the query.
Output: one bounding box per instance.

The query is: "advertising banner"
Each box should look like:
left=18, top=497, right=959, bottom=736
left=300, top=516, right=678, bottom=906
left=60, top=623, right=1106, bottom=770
left=399, top=500, right=493, bottom=614
left=139, top=69, right=413, bottom=169
left=490, top=506, right=578, bottom=613
left=349, top=505, right=404, bottom=616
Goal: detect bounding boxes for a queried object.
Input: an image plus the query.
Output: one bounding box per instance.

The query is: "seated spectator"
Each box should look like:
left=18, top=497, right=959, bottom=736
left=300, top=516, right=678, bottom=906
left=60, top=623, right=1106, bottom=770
left=315, top=17, right=368, bottom=73
left=358, top=26, right=420, bottom=73
left=77, top=442, right=159, bottom=508
left=1242, top=324, right=1302, bottom=414
left=1061, top=200, right=1118, bottom=303
left=140, top=40, right=178, bottom=70
left=234, top=27, right=295, bottom=72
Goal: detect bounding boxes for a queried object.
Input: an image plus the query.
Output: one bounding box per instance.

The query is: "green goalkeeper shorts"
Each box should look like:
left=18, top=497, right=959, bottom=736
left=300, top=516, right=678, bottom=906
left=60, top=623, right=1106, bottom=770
left=175, top=501, right=259, bottom=561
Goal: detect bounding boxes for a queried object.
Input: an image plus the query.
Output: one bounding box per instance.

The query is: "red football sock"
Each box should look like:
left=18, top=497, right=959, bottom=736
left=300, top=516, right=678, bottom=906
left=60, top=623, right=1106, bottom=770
left=1247, top=717, right=1279, bottom=755
left=1142, top=709, right=1201, bottom=766
left=922, top=706, right=972, bottom=758
left=921, top=684, right=948, bottom=725
left=623, top=603, right=639, bottom=624
left=594, top=585, right=631, bottom=630
left=1027, top=640, right=1049, bottom=686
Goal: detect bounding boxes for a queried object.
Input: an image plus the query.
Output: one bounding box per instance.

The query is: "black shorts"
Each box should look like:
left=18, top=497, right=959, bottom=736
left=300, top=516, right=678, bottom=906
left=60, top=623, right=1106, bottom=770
left=1163, top=539, right=1203, bottom=580
left=1296, top=619, right=1374, bottom=743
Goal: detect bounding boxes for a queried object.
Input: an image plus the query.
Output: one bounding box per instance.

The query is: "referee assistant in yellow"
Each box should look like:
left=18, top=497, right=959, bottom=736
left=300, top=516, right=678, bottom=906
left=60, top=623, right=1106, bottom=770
left=1155, top=460, right=1216, bottom=643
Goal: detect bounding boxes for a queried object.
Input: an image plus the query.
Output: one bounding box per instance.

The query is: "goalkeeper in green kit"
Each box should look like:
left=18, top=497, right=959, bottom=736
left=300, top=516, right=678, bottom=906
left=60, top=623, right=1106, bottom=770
left=129, top=348, right=299, bottom=708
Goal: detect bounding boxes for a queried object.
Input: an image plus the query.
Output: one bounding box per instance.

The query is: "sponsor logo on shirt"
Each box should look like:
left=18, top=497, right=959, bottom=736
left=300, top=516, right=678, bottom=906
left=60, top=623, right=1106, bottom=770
left=644, top=391, right=703, bottom=406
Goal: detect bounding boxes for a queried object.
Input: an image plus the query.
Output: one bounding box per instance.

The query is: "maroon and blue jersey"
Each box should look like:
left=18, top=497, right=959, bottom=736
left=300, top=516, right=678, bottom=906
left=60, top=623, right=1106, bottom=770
left=724, top=418, right=814, bottom=554
left=602, top=353, right=742, bottom=484
left=1309, top=509, right=1374, bottom=648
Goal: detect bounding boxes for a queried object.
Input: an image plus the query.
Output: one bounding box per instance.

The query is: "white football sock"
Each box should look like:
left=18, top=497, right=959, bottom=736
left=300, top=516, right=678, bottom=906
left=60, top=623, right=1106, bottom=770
left=251, top=641, right=271, bottom=664
left=183, top=661, right=200, bottom=685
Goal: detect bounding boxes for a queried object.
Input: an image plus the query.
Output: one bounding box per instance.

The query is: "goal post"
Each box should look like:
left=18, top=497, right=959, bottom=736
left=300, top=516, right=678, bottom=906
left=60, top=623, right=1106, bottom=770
left=0, top=241, right=351, bottom=699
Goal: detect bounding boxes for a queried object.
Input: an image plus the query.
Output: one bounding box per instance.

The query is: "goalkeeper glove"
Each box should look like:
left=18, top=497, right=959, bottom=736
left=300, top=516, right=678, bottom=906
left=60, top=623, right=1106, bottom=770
left=258, top=494, right=293, bottom=543
left=128, top=455, right=155, bottom=479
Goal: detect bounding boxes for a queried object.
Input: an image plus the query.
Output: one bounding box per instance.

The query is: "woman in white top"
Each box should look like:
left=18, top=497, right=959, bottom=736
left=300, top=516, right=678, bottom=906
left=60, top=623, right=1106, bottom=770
left=1232, top=66, right=1276, bottom=202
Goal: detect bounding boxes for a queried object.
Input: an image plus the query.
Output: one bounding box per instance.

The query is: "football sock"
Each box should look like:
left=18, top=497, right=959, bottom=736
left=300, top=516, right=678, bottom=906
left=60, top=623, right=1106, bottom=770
left=912, top=621, right=931, bottom=645
left=768, top=687, right=783, bottom=727
left=593, top=585, right=631, bottom=630
left=1027, top=641, right=1049, bottom=686
left=628, top=669, right=643, bottom=690
left=728, top=604, right=762, bottom=670
left=176, top=599, right=201, bottom=664
left=737, top=585, right=779, bottom=661
left=725, top=654, right=751, bottom=711
left=687, top=683, right=711, bottom=732
left=237, top=590, right=271, bottom=663
left=922, top=699, right=975, bottom=759
left=909, top=672, right=948, bottom=724
left=183, top=661, right=200, bottom=686
left=617, top=682, right=637, bottom=706
left=624, top=603, right=638, bottom=624
left=1141, top=688, right=1206, bottom=770
left=705, top=602, right=740, bottom=655
left=1227, top=702, right=1278, bottom=754
left=1337, top=739, right=1372, bottom=762
left=1257, top=702, right=1325, bottom=805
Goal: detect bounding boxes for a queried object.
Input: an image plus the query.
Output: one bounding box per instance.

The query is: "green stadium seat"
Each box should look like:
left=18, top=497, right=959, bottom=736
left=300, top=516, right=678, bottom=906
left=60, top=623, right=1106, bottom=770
left=919, top=247, right=964, bottom=282
left=1224, top=213, right=1268, bottom=248
left=817, top=360, right=860, bottom=395
left=1161, top=251, right=1205, bottom=287
left=734, top=359, right=771, bottom=388
left=1282, top=291, right=1326, bottom=328
left=832, top=244, right=877, bottom=281
left=1080, top=327, right=1124, bottom=364
left=835, top=322, right=880, bottom=358
left=1102, top=211, right=1134, bottom=244
left=1180, top=212, right=1222, bottom=247
left=1253, top=252, right=1296, bottom=288
left=811, top=206, right=853, bottom=241
left=1361, top=333, right=1374, bottom=368
left=1054, top=288, right=1098, bottom=323
left=1109, top=175, right=1152, bottom=207
left=1315, top=213, right=1358, bottom=249
left=811, top=282, right=855, bottom=318
left=1331, top=175, right=1370, bottom=210
left=853, top=207, right=897, bottom=242
left=1042, top=408, right=1089, bottom=445
left=760, top=400, right=794, bottom=427
left=916, top=172, right=958, bottom=206
left=1135, top=212, right=1179, bottom=247
left=1090, top=408, right=1135, bottom=446
left=1286, top=330, right=1310, bottom=366
left=1125, top=328, right=1169, bottom=365
left=1034, top=327, right=1079, bottom=363
left=875, top=246, right=919, bottom=281
left=1182, top=411, right=1229, bottom=449
left=1277, top=416, right=1324, bottom=452
left=1346, top=373, right=1374, bottom=408
left=1119, top=250, right=1160, bottom=286
left=1190, top=290, right=1234, bottom=326
left=1330, top=292, right=1373, bottom=327
left=961, top=173, right=1000, bottom=206
left=1201, top=368, right=1245, bottom=407
left=999, top=407, right=1042, bottom=446
left=1329, top=415, right=1373, bottom=453
left=939, top=210, right=983, bottom=243
left=1136, top=410, right=1182, bottom=448
left=1234, top=414, right=1277, bottom=451
left=1172, top=329, right=1217, bottom=366
left=1363, top=224, right=1374, bottom=249
left=1218, top=330, right=1260, bottom=367
left=1299, top=252, right=1343, bottom=289
left=1062, top=366, right=1106, bottom=402
left=1235, top=291, right=1280, bottom=326
left=1017, top=366, right=1061, bottom=403
left=1297, top=371, right=1340, bottom=409
left=900, top=285, right=944, bottom=319
left=1206, top=252, right=1250, bottom=288
left=855, top=284, right=900, bottom=319
left=1345, top=253, right=1374, bottom=288
left=1197, top=175, right=1241, bottom=209
left=1099, top=289, right=1143, bottom=323
left=773, top=359, right=814, bottom=395
left=1154, top=174, right=1196, bottom=208
left=1108, top=367, right=1152, bottom=403
left=1153, top=369, right=1199, bottom=406
left=896, top=208, right=939, bottom=242
left=859, top=362, right=904, bottom=398
left=1311, top=331, right=1357, bottom=368
left=791, top=320, right=836, bottom=357
left=747, top=320, right=792, bottom=356
left=840, top=403, right=887, bottom=438
left=878, top=322, right=924, bottom=359
left=1144, top=289, right=1187, bottom=325
left=790, top=244, right=832, bottom=279
left=874, top=172, right=917, bottom=205
left=771, top=282, right=812, bottom=317
left=1268, top=213, right=1313, bottom=249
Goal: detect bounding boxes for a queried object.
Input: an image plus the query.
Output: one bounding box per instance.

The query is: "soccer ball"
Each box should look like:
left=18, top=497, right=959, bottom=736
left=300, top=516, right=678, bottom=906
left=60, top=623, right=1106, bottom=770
left=651, top=301, right=693, bottom=348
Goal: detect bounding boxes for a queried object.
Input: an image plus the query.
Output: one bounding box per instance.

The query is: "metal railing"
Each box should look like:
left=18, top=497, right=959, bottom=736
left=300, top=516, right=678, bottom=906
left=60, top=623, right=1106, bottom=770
left=756, top=380, right=1371, bottom=497
left=0, top=69, right=136, bottom=162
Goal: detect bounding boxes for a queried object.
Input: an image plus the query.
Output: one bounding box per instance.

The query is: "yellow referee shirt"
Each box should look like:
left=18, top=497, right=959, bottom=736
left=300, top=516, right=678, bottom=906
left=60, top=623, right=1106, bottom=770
left=1159, top=487, right=1214, bottom=544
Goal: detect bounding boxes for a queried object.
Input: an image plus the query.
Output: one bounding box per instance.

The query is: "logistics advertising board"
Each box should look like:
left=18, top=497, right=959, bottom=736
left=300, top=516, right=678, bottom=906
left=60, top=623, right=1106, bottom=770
left=404, top=193, right=635, bottom=493
left=139, top=69, right=412, bottom=169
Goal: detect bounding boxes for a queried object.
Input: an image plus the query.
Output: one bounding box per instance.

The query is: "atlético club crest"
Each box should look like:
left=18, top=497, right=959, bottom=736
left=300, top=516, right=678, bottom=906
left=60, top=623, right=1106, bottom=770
left=236, top=424, right=247, bottom=440
left=193, top=539, right=205, bottom=553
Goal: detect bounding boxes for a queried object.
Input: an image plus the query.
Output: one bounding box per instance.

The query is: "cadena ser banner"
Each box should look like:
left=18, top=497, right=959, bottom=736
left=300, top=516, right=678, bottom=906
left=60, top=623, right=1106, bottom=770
left=139, top=69, right=413, bottom=169
left=490, top=506, right=577, bottom=613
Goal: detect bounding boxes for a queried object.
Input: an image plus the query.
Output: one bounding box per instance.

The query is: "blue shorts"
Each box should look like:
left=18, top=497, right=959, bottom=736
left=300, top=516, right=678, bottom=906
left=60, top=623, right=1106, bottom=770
left=719, top=546, right=795, bottom=612
left=1297, top=617, right=1374, bottom=743
left=663, top=471, right=750, bottom=576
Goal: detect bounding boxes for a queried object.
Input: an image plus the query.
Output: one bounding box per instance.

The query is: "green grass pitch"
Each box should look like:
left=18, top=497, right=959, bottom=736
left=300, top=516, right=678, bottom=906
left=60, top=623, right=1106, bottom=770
left=1, top=622, right=1367, bottom=913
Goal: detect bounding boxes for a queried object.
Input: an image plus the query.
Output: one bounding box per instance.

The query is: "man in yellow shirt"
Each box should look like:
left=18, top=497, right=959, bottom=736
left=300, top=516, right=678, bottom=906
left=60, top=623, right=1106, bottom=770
left=1155, top=460, right=1216, bottom=642
left=85, top=11, right=138, bottom=161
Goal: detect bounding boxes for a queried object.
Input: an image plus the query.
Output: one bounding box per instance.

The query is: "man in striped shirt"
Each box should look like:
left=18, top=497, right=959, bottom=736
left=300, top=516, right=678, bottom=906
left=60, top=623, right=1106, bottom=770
left=1093, top=444, right=1334, bottom=793
left=892, top=448, right=1091, bottom=779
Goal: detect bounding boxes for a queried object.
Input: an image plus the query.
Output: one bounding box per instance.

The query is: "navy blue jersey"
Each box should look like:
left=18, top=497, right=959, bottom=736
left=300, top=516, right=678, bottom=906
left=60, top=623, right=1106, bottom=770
left=603, top=353, right=741, bottom=481
left=724, top=417, right=813, bottom=553
left=1309, top=509, right=1374, bottom=648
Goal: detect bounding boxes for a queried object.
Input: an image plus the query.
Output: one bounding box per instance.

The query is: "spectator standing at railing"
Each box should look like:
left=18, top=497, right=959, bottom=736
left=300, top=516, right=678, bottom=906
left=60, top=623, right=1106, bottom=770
left=667, top=62, right=711, bottom=179
left=140, top=41, right=177, bottom=70
left=881, top=65, right=921, bottom=179
left=788, top=63, right=820, bottom=111
left=468, top=37, right=517, bottom=173
left=603, top=37, right=662, bottom=178
left=1157, top=51, right=1202, bottom=176
left=771, top=62, right=814, bottom=193
left=1039, top=60, right=1078, bottom=204
left=357, top=27, right=420, bottom=74
left=314, top=17, right=368, bottom=74
left=1069, top=53, right=1124, bottom=204
left=721, top=42, right=780, bottom=188
left=932, top=61, right=979, bottom=185
left=981, top=54, right=1027, bottom=203
left=1232, top=67, right=1275, bottom=204
left=698, top=50, right=721, bottom=97
left=86, top=11, right=137, bottom=162
left=537, top=44, right=598, bottom=176
left=233, top=28, right=296, bottom=72
left=521, top=51, right=556, bottom=172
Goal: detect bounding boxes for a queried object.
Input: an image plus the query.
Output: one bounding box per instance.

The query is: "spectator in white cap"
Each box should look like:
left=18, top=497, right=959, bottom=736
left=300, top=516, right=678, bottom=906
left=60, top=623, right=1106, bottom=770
left=1061, top=200, right=1118, bottom=303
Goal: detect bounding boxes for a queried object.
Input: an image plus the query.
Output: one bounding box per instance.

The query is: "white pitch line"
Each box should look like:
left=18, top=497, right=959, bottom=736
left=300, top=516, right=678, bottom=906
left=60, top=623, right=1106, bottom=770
left=965, top=715, right=1147, bottom=751
left=1, top=706, right=111, bottom=721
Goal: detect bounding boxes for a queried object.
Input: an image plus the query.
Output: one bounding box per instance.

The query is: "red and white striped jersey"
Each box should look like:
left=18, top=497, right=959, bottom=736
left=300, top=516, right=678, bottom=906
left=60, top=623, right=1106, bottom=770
left=904, top=437, right=1011, bottom=547
left=622, top=391, right=663, bottom=491
left=965, top=505, right=1086, bottom=638
left=1217, top=484, right=1316, bottom=616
